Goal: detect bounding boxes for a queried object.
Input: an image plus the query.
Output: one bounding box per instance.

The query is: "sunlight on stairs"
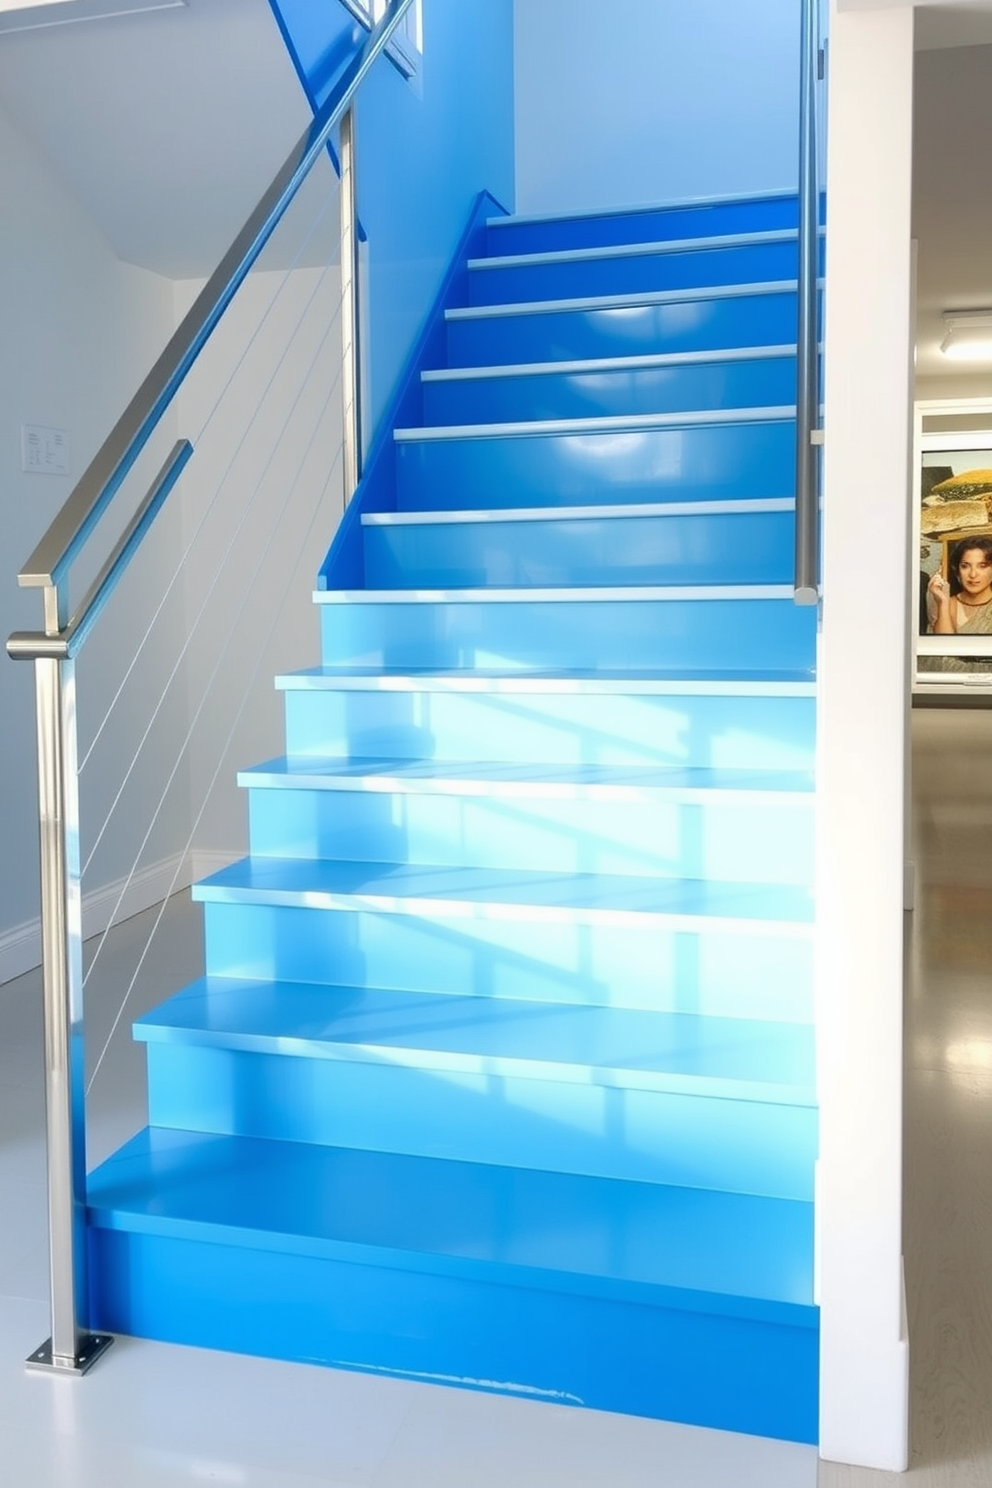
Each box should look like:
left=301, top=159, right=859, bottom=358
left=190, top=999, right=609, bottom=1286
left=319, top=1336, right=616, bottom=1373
left=86, top=191, right=819, bottom=1445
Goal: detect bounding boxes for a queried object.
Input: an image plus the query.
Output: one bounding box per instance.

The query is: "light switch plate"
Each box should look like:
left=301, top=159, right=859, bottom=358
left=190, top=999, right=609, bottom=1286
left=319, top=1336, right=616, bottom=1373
left=22, top=424, right=69, bottom=476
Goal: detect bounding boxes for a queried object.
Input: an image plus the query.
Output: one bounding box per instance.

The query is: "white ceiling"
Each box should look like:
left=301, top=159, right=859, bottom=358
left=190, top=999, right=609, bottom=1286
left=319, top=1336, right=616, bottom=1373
left=0, top=0, right=316, bottom=278
left=916, top=2, right=992, bottom=47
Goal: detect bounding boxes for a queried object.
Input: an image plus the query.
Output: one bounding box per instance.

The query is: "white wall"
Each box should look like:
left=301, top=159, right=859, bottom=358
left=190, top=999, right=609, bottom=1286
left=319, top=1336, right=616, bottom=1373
left=0, top=98, right=185, bottom=983
left=513, top=0, right=801, bottom=216
left=817, top=2, right=913, bottom=1471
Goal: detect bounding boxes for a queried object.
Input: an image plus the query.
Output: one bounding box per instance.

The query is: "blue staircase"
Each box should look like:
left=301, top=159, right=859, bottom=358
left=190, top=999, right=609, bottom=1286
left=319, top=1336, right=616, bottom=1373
left=86, top=192, right=819, bottom=1444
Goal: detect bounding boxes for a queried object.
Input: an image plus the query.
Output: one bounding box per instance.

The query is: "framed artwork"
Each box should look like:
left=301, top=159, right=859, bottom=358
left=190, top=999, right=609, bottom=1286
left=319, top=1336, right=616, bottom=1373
left=915, top=403, right=992, bottom=691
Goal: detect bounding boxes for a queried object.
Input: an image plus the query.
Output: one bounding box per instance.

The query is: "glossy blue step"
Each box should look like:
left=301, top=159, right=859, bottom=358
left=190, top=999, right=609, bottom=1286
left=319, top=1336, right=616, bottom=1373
left=468, top=233, right=801, bottom=307
left=200, top=896, right=813, bottom=1021
left=87, top=1128, right=818, bottom=1441
left=136, top=980, right=815, bottom=1197
left=421, top=348, right=797, bottom=425
left=137, top=979, right=814, bottom=1093
left=445, top=284, right=801, bottom=367
left=195, top=857, right=813, bottom=1021
left=361, top=501, right=795, bottom=588
left=393, top=408, right=797, bottom=510
left=275, top=669, right=820, bottom=773
left=87, top=187, right=821, bottom=1441
left=241, top=757, right=813, bottom=885
left=484, top=193, right=799, bottom=255
left=277, top=669, right=817, bottom=771
left=316, top=587, right=817, bottom=674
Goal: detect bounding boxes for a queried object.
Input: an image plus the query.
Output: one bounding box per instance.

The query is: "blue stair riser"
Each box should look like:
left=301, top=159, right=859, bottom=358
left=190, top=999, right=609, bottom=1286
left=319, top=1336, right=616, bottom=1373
left=144, top=1044, right=816, bottom=1200
left=200, top=902, right=813, bottom=1021
left=318, top=596, right=817, bottom=673
left=281, top=686, right=817, bottom=772
left=245, top=789, right=813, bottom=886
left=446, top=289, right=801, bottom=367
left=362, top=509, right=795, bottom=589
left=485, top=197, right=800, bottom=255
left=468, top=240, right=801, bottom=306
left=421, top=354, right=797, bottom=425
left=394, top=418, right=796, bottom=509
left=87, top=1226, right=817, bottom=1443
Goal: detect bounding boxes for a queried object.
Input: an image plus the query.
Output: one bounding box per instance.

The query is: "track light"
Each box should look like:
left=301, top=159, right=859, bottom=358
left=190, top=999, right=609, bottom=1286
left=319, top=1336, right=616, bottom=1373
left=940, top=311, right=992, bottom=362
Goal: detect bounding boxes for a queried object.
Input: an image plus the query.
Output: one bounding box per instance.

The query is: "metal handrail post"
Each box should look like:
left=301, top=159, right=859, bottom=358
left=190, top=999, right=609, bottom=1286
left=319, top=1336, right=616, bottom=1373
left=26, top=621, right=113, bottom=1374
left=794, top=0, right=820, bottom=605
left=340, top=105, right=362, bottom=502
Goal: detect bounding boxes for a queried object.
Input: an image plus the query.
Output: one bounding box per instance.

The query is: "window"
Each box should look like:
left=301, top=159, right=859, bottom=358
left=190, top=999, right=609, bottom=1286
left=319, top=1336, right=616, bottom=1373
left=341, top=0, right=422, bottom=77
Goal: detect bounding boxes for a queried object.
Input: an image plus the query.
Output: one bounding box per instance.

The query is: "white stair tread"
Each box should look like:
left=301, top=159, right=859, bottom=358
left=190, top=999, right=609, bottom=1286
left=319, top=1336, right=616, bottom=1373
left=446, top=280, right=800, bottom=320
left=275, top=666, right=816, bottom=695
left=393, top=405, right=795, bottom=441
left=362, top=499, right=795, bottom=527
left=313, top=584, right=794, bottom=604
left=485, top=190, right=797, bottom=230
left=467, top=228, right=798, bottom=272
left=238, top=755, right=814, bottom=803
left=421, top=345, right=796, bottom=383
left=193, top=856, right=814, bottom=932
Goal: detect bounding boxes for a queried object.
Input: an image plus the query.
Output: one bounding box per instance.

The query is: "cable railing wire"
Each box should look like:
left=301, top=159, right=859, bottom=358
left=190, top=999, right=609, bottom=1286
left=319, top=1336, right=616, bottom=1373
left=81, top=305, right=346, bottom=999
left=78, top=263, right=345, bottom=873
left=85, top=380, right=347, bottom=1095
left=78, top=182, right=344, bottom=776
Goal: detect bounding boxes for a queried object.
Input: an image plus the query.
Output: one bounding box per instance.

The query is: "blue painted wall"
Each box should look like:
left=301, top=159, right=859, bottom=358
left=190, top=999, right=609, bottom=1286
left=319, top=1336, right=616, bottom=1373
left=513, top=0, right=801, bottom=216
left=267, top=0, right=515, bottom=438
left=356, top=0, right=514, bottom=432
left=265, top=0, right=367, bottom=114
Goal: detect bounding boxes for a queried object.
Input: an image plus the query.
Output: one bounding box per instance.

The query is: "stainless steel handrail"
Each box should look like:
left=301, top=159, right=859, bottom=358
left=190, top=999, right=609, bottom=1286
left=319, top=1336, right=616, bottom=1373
left=8, top=442, right=193, bottom=662
left=794, top=0, right=821, bottom=606
left=16, top=0, right=413, bottom=615
left=5, top=0, right=412, bottom=1379
left=340, top=105, right=362, bottom=500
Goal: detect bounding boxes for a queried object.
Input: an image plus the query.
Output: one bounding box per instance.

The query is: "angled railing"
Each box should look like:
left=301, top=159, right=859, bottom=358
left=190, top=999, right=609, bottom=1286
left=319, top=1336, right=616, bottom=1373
left=794, top=0, right=824, bottom=606
left=6, top=0, right=413, bottom=1377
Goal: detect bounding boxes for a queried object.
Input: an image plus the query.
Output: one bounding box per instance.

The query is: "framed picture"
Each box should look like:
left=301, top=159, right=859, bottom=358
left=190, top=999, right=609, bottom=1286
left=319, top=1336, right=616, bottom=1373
left=914, top=402, right=992, bottom=692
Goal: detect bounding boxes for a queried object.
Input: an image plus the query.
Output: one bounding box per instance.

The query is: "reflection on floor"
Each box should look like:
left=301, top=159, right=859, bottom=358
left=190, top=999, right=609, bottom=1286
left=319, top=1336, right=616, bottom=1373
left=0, top=706, right=989, bottom=1485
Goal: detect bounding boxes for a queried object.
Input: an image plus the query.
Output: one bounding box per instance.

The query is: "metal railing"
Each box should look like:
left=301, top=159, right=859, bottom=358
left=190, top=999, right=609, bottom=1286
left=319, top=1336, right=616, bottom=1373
left=6, top=0, right=413, bottom=1377
left=794, top=0, right=824, bottom=606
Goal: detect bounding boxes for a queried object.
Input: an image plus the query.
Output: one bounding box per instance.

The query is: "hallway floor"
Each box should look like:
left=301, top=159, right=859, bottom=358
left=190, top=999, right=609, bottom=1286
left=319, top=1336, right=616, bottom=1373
left=0, top=706, right=988, bottom=1485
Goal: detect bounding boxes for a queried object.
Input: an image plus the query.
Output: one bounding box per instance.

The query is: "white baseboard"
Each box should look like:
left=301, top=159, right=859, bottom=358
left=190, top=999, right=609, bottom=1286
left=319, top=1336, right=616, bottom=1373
left=0, top=846, right=243, bottom=987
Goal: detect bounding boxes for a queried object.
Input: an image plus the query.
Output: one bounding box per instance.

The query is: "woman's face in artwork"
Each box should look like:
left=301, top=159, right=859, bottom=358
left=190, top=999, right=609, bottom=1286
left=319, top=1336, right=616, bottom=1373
left=956, top=548, right=992, bottom=598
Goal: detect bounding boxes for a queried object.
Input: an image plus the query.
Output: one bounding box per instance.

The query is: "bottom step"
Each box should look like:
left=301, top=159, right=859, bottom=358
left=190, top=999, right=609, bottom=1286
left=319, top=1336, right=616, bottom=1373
left=87, top=1128, right=818, bottom=1442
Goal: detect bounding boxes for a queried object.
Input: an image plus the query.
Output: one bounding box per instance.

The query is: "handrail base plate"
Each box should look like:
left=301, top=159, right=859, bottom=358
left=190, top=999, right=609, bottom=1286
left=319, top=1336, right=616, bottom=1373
left=26, top=1332, right=114, bottom=1377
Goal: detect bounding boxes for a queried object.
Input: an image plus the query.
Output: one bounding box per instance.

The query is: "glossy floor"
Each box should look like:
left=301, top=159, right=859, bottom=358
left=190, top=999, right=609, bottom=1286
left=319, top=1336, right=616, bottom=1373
left=0, top=705, right=987, bottom=1486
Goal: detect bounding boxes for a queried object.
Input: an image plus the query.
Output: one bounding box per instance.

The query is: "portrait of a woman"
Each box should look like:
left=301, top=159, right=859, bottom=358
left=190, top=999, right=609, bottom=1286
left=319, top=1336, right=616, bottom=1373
left=927, top=536, right=992, bottom=634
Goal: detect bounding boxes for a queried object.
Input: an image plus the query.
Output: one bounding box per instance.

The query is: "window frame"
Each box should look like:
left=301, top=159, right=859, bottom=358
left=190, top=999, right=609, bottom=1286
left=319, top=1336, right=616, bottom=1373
left=339, top=0, right=421, bottom=79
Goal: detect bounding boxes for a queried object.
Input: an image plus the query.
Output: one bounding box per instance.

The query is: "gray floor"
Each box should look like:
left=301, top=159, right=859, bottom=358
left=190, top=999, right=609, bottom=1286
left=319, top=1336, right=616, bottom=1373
left=0, top=706, right=988, bottom=1485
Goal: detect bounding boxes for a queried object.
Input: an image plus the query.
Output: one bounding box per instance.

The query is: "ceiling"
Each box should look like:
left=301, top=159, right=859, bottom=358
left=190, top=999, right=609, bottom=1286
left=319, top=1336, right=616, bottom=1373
left=913, top=10, right=992, bottom=384
left=0, top=0, right=316, bottom=278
